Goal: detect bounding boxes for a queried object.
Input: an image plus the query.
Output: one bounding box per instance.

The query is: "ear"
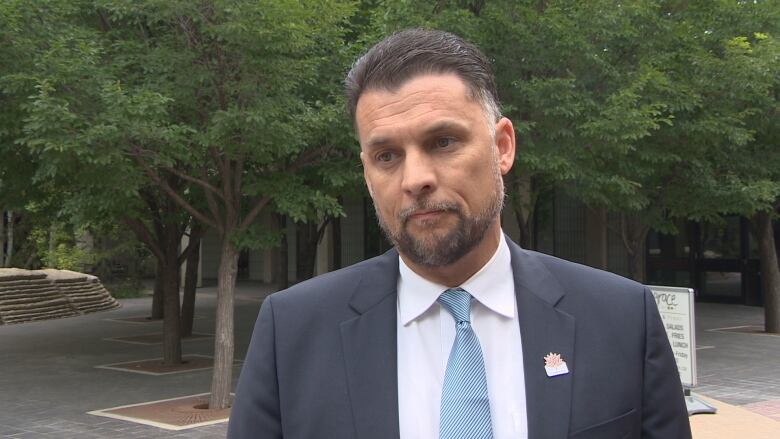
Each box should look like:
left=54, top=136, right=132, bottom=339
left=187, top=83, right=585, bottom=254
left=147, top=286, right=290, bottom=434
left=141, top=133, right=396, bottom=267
left=359, top=151, right=375, bottom=198
left=494, top=117, right=516, bottom=175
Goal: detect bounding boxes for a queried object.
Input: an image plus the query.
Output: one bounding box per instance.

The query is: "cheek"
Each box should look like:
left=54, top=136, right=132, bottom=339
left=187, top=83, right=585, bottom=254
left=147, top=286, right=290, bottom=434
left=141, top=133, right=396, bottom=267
left=371, top=189, right=397, bottom=217
left=462, top=158, right=499, bottom=199
left=368, top=175, right=401, bottom=206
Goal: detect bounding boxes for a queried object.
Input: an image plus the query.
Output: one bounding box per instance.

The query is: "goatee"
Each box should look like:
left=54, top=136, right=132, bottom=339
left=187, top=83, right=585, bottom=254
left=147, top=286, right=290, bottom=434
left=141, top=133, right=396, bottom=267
left=375, top=183, right=504, bottom=267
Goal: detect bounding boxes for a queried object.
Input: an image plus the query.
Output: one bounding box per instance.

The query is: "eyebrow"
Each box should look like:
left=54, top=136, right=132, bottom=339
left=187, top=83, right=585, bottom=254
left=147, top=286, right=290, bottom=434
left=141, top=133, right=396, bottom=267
left=422, top=120, right=469, bottom=137
left=363, top=120, right=469, bottom=150
left=364, top=136, right=392, bottom=150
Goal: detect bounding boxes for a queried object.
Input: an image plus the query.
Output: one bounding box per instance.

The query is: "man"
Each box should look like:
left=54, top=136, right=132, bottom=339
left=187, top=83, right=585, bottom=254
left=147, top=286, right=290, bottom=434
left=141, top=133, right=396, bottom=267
left=228, top=29, right=691, bottom=439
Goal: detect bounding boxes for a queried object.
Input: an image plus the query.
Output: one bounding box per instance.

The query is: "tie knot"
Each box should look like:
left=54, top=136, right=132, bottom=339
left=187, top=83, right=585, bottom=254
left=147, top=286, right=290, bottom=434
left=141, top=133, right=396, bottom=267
left=438, top=288, right=472, bottom=324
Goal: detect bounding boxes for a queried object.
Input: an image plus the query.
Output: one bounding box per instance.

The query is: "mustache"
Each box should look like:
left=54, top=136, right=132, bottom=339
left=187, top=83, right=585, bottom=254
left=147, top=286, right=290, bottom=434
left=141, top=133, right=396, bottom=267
left=398, top=200, right=460, bottom=223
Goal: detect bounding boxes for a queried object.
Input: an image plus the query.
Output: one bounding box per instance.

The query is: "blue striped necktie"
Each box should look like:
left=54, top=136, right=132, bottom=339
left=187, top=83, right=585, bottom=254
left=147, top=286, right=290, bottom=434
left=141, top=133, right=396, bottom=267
left=438, top=288, right=493, bottom=439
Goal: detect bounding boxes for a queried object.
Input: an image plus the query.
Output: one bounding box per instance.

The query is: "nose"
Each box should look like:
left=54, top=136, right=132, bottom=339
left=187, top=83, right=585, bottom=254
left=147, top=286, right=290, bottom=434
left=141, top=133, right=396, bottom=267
left=400, top=149, right=437, bottom=197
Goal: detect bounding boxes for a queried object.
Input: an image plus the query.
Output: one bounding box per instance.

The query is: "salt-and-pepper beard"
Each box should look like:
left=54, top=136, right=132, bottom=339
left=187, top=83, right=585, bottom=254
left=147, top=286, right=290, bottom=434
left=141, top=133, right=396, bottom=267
left=373, top=149, right=505, bottom=267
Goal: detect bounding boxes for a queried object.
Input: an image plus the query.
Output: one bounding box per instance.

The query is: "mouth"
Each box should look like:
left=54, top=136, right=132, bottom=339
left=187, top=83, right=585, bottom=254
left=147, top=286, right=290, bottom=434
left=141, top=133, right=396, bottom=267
left=408, top=209, right=446, bottom=221
left=399, top=201, right=460, bottom=226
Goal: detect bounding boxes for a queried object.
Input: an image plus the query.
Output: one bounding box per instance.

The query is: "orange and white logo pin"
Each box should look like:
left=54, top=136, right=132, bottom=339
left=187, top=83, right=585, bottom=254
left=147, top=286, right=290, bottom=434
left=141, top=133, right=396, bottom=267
left=544, top=352, right=569, bottom=377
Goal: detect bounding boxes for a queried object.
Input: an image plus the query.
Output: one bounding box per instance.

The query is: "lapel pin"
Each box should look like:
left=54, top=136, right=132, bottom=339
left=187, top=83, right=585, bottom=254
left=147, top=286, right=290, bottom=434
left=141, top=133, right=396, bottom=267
left=544, top=352, right=569, bottom=377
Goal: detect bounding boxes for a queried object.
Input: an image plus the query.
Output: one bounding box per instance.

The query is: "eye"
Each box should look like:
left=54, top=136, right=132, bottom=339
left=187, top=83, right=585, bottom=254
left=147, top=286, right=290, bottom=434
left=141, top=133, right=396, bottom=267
left=376, top=151, right=395, bottom=162
left=435, top=137, right=457, bottom=148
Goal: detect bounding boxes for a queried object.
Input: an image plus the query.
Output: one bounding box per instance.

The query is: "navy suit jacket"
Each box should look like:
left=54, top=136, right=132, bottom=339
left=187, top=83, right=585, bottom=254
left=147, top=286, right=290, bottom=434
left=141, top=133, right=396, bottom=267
left=228, top=239, right=691, bottom=438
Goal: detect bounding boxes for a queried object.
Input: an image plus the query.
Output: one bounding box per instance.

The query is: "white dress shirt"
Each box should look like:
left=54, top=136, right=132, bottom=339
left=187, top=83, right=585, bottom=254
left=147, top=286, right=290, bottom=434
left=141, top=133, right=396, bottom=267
left=397, top=233, right=528, bottom=439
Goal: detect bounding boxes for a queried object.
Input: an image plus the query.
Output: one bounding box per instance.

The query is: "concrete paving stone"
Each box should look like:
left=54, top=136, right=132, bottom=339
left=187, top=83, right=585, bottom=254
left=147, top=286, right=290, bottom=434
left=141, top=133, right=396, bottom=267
left=7, top=433, right=54, bottom=439
left=0, top=426, right=31, bottom=436
left=23, top=425, right=60, bottom=434
left=0, top=282, right=270, bottom=439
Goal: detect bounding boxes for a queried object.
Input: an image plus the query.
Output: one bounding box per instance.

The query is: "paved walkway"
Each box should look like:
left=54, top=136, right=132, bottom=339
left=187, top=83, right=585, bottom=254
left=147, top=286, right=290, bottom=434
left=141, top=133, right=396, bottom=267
left=0, top=281, right=271, bottom=438
left=1, top=283, right=779, bottom=438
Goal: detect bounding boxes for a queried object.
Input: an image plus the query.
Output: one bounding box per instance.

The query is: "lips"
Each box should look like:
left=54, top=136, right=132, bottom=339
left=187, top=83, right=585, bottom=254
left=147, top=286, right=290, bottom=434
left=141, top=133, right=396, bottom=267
left=408, top=209, right=445, bottom=221
left=399, top=201, right=459, bottom=224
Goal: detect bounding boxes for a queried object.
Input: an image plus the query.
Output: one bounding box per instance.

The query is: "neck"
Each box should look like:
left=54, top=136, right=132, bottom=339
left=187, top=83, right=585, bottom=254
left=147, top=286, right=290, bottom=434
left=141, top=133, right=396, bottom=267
left=400, top=221, right=502, bottom=287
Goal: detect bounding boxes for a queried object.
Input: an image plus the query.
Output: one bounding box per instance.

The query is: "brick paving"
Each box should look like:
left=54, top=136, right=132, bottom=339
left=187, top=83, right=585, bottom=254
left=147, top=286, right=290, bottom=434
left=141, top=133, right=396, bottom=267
left=0, top=281, right=272, bottom=439
left=694, top=302, right=780, bottom=419
left=1, top=285, right=780, bottom=437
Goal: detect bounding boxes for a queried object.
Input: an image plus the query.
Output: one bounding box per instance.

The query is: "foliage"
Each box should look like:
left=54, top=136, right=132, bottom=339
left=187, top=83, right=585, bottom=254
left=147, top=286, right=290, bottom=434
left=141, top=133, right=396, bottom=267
left=29, top=224, right=94, bottom=271
left=104, top=278, right=149, bottom=299
left=367, top=0, right=779, bottom=253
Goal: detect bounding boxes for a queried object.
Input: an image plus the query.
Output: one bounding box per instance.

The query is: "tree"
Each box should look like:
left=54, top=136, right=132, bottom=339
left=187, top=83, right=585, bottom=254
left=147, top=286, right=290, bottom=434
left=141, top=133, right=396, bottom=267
left=0, top=0, right=38, bottom=268
left=670, top=1, right=780, bottom=331
left=1, top=0, right=207, bottom=366
left=367, top=1, right=778, bottom=289
left=112, top=1, right=355, bottom=408
left=10, top=0, right=357, bottom=409
left=371, top=1, right=696, bottom=278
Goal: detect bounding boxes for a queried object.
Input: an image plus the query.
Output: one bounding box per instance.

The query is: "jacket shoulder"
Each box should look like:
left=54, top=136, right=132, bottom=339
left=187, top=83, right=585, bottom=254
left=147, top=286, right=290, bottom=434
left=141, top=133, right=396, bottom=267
left=267, top=249, right=398, bottom=310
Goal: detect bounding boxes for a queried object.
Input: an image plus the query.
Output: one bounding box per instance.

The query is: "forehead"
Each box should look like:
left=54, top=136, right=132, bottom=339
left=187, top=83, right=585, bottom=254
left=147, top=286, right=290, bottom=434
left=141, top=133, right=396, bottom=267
left=355, top=73, right=483, bottom=144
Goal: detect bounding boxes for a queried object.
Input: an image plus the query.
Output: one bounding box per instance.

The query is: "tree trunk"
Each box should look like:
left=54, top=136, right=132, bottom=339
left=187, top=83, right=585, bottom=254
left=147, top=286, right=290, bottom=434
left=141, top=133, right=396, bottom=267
left=181, top=225, right=203, bottom=337
left=511, top=173, right=535, bottom=249
left=513, top=207, right=533, bottom=249
left=276, top=214, right=289, bottom=290
left=0, top=210, right=5, bottom=267
left=627, top=244, right=647, bottom=282
left=584, top=206, right=608, bottom=270
left=151, top=260, right=165, bottom=319
left=332, top=211, right=342, bottom=270
left=160, top=260, right=182, bottom=365
left=752, top=211, right=780, bottom=333
left=620, top=213, right=650, bottom=282
left=5, top=210, right=13, bottom=267
left=161, top=230, right=183, bottom=365
left=296, top=222, right=319, bottom=281
left=209, top=238, right=238, bottom=409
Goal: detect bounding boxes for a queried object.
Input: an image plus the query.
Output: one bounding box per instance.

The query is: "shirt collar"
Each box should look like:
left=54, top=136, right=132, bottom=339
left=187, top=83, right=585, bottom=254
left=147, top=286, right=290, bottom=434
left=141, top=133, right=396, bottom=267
left=398, top=233, right=515, bottom=326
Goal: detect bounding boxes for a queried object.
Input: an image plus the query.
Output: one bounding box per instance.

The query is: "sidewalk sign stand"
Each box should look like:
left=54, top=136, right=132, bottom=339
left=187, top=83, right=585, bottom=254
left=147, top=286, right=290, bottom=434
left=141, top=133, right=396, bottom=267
left=648, top=285, right=717, bottom=416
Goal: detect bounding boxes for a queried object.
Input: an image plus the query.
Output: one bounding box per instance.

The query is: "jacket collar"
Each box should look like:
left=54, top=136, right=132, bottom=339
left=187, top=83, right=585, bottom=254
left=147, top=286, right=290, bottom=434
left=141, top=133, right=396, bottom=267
left=341, top=248, right=401, bottom=439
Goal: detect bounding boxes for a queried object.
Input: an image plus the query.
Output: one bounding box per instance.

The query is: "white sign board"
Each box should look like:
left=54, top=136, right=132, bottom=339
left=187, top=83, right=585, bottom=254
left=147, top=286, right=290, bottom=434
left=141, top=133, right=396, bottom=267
left=648, top=285, right=696, bottom=388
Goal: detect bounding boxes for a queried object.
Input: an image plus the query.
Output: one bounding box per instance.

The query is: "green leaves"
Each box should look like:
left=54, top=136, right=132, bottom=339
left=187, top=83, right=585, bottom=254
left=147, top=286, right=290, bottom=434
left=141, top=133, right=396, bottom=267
left=2, top=0, right=777, bottom=257
left=369, top=0, right=779, bottom=241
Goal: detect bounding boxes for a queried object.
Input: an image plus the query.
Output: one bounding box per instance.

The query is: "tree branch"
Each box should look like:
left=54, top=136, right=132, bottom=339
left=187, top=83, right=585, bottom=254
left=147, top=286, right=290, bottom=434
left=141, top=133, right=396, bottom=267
left=233, top=147, right=330, bottom=233
left=287, top=146, right=328, bottom=174
left=208, top=146, right=225, bottom=179
left=96, top=10, right=112, bottom=33
left=620, top=213, right=633, bottom=256
left=200, top=167, right=224, bottom=228
left=164, top=165, right=224, bottom=201
left=239, top=195, right=272, bottom=231
left=138, top=188, right=163, bottom=233
left=133, top=154, right=220, bottom=232
left=123, top=218, right=164, bottom=262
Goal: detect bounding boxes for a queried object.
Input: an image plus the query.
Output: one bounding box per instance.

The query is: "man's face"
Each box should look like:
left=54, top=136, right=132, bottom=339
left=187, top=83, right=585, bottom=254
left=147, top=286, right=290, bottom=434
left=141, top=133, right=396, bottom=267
left=356, top=73, right=515, bottom=267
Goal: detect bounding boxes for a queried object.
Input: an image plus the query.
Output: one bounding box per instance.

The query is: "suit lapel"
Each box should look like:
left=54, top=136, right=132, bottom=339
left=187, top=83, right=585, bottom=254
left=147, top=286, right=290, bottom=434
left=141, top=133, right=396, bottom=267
left=509, top=241, right=575, bottom=439
left=340, top=250, right=400, bottom=439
